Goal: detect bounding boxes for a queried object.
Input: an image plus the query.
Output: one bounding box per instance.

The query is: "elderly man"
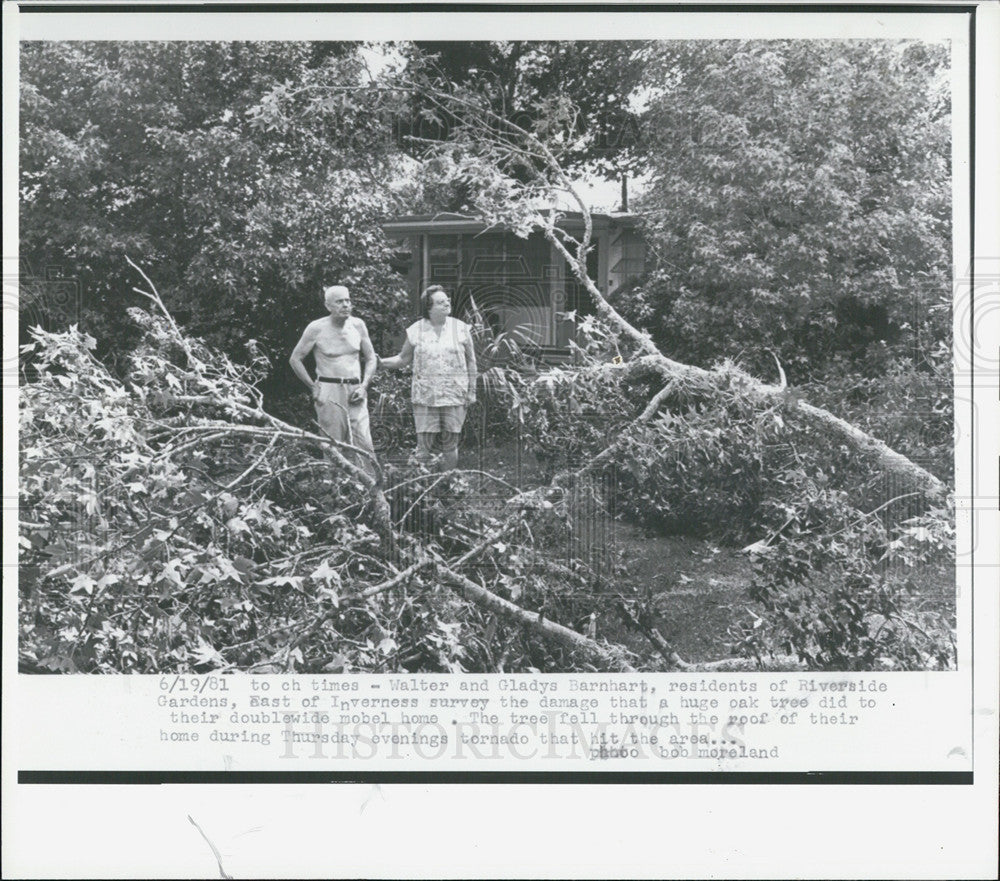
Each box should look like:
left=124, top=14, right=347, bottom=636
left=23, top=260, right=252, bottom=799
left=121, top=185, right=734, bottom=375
left=289, top=285, right=378, bottom=470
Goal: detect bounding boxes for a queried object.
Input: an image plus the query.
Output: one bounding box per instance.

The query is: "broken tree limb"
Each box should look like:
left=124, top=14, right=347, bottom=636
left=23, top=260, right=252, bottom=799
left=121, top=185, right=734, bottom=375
left=794, top=399, right=946, bottom=497
left=569, top=379, right=677, bottom=481
left=544, top=229, right=948, bottom=500
left=279, top=541, right=639, bottom=672
left=286, top=560, right=434, bottom=655
left=614, top=601, right=690, bottom=670
left=560, top=349, right=947, bottom=500
left=436, top=566, right=636, bottom=672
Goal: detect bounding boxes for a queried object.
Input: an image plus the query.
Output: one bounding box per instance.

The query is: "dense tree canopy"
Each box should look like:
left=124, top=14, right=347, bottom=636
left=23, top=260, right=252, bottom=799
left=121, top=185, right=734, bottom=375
left=623, top=40, right=951, bottom=382
left=21, top=39, right=951, bottom=389
left=20, top=41, right=408, bottom=381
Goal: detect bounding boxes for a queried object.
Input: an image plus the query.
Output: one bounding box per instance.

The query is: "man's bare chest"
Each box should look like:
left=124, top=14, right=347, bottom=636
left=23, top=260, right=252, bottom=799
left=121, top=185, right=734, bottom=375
left=315, top=321, right=361, bottom=357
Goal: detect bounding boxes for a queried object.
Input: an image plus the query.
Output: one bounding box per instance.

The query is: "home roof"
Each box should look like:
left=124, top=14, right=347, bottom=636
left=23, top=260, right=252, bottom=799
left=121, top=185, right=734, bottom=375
left=383, top=211, right=639, bottom=236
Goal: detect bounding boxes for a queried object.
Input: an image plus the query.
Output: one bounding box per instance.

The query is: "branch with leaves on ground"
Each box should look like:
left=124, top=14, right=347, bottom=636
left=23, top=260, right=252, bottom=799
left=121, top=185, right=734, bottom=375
left=19, top=258, right=641, bottom=674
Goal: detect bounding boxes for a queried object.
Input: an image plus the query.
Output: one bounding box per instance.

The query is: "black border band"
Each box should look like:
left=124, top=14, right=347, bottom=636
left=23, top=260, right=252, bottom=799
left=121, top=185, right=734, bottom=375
left=14, top=3, right=982, bottom=14
left=19, top=770, right=974, bottom=784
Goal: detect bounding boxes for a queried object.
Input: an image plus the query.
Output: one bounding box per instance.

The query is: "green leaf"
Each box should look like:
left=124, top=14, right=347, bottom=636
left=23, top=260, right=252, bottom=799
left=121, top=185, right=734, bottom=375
left=69, top=572, right=97, bottom=594
left=232, top=555, right=255, bottom=575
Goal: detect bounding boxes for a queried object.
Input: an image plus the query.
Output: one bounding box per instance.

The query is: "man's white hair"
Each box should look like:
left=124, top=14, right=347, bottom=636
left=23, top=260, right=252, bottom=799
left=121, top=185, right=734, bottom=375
left=323, top=285, right=350, bottom=309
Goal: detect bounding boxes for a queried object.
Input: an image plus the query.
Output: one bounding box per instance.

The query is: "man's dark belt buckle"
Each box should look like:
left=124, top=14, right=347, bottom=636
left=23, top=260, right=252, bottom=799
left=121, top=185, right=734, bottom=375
left=318, top=376, right=361, bottom=384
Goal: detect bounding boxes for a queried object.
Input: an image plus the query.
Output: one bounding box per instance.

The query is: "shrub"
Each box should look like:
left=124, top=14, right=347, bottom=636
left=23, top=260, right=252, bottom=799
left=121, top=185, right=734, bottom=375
left=734, top=485, right=955, bottom=670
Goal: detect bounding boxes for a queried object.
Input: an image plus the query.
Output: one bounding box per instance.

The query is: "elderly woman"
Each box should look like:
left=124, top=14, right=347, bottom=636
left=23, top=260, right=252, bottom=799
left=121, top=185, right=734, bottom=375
left=380, top=285, right=477, bottom=470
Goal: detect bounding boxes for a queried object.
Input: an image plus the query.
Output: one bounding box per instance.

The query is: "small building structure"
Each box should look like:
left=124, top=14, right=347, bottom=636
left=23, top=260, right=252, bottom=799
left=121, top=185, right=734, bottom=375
left=383, top=212, right=645, bottom=358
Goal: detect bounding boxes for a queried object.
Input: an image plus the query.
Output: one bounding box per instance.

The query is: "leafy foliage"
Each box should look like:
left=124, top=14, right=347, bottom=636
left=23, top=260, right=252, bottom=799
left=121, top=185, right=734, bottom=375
left=19, top=41, right=408, bottom=383
left=625, top=40, right=950, bottom=383
left=19, top=308, right=631, bottom=674
left=511, top=364, right=638, bottom=474
left=19, top=315, right=448, bottom=673
left=735, top=487, right=954, bottom=670
left=616, top=374, right=799, bottom=541
left=801, top=340, right=953, bottom=482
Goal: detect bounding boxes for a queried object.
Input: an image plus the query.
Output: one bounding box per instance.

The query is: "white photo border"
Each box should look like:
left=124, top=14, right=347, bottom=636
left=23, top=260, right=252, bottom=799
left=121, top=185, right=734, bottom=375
left=4, top=3, right=997, bottom=878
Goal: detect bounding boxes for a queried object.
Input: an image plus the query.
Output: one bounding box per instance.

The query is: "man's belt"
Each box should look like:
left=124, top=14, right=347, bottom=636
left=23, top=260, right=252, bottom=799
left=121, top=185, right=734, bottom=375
left=318, top=376, right=361, bottom=384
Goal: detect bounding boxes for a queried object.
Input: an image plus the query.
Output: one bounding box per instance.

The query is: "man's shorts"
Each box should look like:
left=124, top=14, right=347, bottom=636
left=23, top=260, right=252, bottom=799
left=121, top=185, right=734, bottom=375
left=314, top=382, right=374, bottom=452
left=412, top=403, right=467, bottom=434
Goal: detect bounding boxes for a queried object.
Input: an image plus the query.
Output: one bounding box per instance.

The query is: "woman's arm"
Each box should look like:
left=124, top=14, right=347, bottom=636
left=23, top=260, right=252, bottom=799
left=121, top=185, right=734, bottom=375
left=462, top=330, right=478, bottom=404
left=379, top=337, right=415, bottom=370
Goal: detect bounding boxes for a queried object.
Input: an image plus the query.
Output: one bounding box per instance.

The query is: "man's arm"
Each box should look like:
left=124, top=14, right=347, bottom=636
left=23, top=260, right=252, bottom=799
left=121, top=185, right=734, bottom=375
left=380, top=337, right=415, bottom=370
left=350, top=320, right=378, bottom=404
left=289, top=324, right=318, bottom=397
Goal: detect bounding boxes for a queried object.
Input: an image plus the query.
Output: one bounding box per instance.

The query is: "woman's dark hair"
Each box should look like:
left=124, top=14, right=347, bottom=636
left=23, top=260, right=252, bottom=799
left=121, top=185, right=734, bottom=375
left=419, top=285, right=450, bottom=319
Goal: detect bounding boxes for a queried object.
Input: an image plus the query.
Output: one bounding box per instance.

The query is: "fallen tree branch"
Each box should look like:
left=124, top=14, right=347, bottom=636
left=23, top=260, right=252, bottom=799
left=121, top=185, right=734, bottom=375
left=768, top=349, right=788, bottom=389
left=545, top=230, right=947, bottom=499
left=437, top=566, right=636, bottom=672
left=284, top=560, right=434, bottom=655
left=568, top=379, right=678, bottom=480
left=127, top=264, right=397, bottom=549
left=691, top=655, right=802, bottom=672
left=614, top=601, right=690, bottom=670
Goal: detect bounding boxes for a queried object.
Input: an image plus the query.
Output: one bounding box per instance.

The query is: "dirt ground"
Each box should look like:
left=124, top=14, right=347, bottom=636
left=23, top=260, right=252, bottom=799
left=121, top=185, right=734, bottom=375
left=609, top=520, right=753, bottom=663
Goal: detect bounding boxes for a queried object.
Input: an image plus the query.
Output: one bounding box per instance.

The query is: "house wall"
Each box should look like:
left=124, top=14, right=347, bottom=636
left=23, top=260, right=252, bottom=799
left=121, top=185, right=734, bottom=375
left=386, top=219, right=645, bottom=353
left=414, top=230, right=559, bottom=347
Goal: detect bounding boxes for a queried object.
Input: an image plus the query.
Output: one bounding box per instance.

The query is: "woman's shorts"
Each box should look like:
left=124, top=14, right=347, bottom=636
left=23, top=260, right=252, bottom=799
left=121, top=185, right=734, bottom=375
left=412, top=403, right=467, bottom=434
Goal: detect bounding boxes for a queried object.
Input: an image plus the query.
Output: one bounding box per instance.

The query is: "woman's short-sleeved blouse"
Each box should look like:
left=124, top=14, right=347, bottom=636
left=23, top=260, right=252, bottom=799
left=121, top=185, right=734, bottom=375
left=406, top=317, right=472, bottom=407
